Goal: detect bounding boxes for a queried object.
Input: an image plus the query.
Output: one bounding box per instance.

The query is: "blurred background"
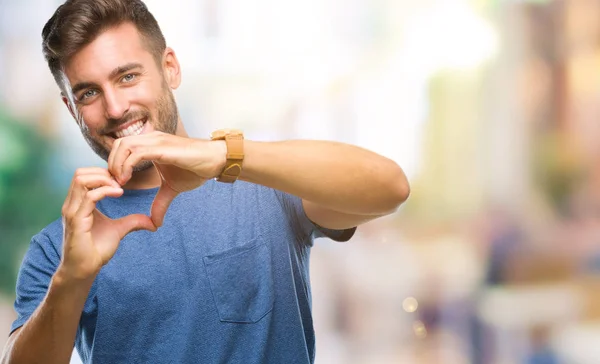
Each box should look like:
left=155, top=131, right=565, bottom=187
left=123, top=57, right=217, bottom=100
left=1, top=0, right=600, bottom=363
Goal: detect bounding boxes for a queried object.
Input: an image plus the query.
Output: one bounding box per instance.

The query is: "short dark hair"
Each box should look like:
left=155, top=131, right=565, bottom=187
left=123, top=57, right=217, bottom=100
left=42, top=0, right=166, bottom=90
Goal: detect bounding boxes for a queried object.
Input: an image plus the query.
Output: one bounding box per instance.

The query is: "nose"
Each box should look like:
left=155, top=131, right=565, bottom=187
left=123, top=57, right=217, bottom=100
left=103, top=87, right=129, bottom=120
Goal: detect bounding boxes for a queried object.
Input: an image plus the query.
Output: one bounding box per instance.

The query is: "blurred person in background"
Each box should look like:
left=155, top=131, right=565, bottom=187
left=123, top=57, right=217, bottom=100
left=0, top=0, right=409, bottom=363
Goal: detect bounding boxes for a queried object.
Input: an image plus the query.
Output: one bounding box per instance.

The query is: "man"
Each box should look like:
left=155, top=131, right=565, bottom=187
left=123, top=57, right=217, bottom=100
left=1, top=0, right=409, bottom=363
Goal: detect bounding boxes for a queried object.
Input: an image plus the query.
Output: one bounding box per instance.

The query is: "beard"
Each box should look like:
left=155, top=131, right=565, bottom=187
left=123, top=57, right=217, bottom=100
left=81, top=84, right=179, bottom=173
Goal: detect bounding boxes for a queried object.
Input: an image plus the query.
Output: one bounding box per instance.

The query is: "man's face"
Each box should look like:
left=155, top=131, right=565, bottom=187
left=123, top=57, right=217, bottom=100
left=63, top=22, right=179, bottom=171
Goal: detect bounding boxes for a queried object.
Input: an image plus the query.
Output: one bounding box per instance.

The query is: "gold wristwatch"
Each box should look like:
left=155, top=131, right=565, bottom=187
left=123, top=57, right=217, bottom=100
left=210, top=129, right=244, bottom=183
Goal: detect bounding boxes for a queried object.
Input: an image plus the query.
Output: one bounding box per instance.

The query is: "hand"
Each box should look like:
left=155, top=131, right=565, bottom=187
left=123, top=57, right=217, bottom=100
left=108, top=131, right=226, bottom=227
left=60, top=168, right=156, bottom=281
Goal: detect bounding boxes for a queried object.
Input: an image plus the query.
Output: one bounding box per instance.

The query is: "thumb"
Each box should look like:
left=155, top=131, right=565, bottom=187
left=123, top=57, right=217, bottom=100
left=114, top=214, right=157, bottom=239
left=151, top=185, right=179, bottom=228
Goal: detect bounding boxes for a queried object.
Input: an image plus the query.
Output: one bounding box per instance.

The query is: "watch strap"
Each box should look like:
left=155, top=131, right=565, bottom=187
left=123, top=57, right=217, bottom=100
left=211, top=129, right=244, bottom=183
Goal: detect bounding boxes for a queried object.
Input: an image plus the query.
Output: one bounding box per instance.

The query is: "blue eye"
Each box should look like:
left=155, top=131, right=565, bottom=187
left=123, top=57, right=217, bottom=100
left=80, top=89, right=98, bottom=100
left=122, top=74, right=136, bottom=82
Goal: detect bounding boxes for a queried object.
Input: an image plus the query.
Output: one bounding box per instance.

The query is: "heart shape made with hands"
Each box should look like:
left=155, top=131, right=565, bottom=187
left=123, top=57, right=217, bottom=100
left=107, top=132, right=218, bottom=229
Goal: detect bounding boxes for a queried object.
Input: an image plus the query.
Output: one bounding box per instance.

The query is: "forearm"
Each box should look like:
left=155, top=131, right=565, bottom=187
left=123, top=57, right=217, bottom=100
left=239, top=140, right=409, bottom=215
left=2, top=269, right=93, bottom=364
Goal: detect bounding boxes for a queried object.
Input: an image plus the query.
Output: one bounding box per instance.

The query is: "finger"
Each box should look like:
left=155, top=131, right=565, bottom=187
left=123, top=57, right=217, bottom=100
left=150, top=185, right=179, bottom=227
left=67, top=174, right=122, bottom=216
left=110, top=134, right=172, bottom=184
left=120, top=147, right=160, bottom=184
left=64, top=168, right=117, bottom=213
left=118, top=141, right=166, bottom=184
left=107, top=137, right=122, bottom=174
left=74, top=186, right=124, bottom=219
left=114, top=214, right=157, bottom=238
left=71, top=173, right=121, bottom=200
left=108, top=138, right=132, bottom=185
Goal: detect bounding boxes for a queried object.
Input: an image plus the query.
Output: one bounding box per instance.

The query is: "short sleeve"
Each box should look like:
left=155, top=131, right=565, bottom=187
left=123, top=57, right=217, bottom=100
left=273, top=190, right=356, bottom=243
left=10, top=232, right=61, bottom=335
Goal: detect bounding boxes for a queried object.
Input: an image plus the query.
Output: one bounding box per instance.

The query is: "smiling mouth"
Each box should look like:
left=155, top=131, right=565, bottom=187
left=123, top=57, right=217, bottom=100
left=109, top=119, right=147, bottom=139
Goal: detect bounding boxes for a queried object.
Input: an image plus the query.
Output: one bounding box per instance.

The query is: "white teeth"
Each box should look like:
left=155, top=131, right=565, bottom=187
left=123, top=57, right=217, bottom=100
left=115, top=120, right=144, bottom=138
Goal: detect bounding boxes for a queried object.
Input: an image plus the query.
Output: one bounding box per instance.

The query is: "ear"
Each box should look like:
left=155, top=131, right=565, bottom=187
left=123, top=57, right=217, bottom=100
left=162, top=47, right=181, bottom=90
left=61, top=94, right=77, bottom=119
left=61, top=94, right=86, bottom=128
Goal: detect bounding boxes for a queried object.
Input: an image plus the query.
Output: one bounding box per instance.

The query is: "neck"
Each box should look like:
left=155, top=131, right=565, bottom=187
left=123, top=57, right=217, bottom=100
left=120, top=118, right=188, bottom=190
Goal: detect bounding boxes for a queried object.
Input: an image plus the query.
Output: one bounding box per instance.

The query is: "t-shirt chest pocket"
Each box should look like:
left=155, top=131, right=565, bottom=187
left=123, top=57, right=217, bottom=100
left=203, top=236, right=274, bottom=323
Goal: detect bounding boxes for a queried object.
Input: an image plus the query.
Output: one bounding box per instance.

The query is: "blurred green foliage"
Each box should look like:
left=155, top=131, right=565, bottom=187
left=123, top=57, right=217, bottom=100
left=0, top=108, right=63, bottom=298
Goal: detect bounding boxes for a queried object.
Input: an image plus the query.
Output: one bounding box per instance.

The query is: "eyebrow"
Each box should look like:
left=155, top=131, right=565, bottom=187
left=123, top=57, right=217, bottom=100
left=70, top=62, right=144, bottom=95
left=109, top=62, right=143, bottom=79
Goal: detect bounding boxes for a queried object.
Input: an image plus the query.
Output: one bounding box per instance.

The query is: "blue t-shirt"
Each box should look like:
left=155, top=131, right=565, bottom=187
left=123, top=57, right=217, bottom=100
left=11, top=180, right=355, bottom=363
